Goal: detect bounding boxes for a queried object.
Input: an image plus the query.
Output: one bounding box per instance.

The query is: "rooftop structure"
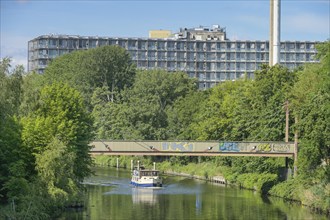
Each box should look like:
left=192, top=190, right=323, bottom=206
left=149, top=30, right=172, bottom=39
left=28, top=25, right=319, bottom=89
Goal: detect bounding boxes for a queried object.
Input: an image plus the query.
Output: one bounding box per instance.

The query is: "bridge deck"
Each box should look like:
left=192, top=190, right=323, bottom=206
left=90, top=141, right=294, bottom=157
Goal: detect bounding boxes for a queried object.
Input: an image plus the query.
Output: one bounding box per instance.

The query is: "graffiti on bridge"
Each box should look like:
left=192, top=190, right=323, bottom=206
left=162, top=142, right=194, bottom=152
left=219, top=142, right=292, bottom=153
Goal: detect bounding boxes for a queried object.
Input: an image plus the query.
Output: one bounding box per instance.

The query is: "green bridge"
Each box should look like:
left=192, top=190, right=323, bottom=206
left=90, top=141, right=295, bottom=158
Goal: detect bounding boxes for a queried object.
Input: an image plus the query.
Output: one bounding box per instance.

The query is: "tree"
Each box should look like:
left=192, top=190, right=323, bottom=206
left=247, top=64, right=296, bottom=141
left=291, top=41, right=330, bottom=181
left=21, top=83, right=94, bottom=181
left=191, top=79, right=253, bottom=141
left=43, top=45, right=136, bottom=108
left=166, top=90, right=208, bottom=140
left=36, top=138, right=79, bottom=206
left=92, top=69, right=197, bottom=140
left=123, top=70, right=197, bottom=140
left=0, top=58, right=26, bottom=202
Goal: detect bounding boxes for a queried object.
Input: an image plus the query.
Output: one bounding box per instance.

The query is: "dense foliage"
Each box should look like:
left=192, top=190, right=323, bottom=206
left=0, top=60, right=94, bottom=218
left=1, top=42, right=329, bottom=216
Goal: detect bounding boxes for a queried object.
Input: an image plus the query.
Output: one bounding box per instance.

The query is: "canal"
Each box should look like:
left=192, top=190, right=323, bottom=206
left=60, top=167, right=326, bottom=220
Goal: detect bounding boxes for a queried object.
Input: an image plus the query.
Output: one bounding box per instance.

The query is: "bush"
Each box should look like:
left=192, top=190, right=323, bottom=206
left=302, top=183, right=330, bottom=214
left=236, top=173, right=278, bottom=193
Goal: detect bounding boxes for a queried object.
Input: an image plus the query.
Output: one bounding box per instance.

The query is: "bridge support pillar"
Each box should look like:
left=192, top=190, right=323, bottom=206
left=131, top=160, right=133, bottom=170
left=285, top=157, right=288, bottom=168
left=116, top=157, right=119, bottom=168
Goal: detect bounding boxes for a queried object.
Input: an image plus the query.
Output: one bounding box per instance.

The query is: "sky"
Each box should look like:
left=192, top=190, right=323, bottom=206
left=1, top=0, right=329, bottom=70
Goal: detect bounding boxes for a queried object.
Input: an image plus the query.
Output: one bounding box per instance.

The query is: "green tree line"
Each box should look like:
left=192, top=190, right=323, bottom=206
left=1, top=42, right=329, bottom=217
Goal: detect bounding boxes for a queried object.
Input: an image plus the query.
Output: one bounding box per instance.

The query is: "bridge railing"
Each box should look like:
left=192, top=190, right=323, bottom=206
left=90, top=140, right=294, bottom=157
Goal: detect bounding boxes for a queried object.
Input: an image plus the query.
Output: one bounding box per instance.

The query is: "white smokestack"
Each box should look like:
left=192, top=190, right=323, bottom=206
left=272, top=0, right=281, bottom=65
left=269, top=0, right=281, bottom=66
left=269, top=0, right=274, bottom=66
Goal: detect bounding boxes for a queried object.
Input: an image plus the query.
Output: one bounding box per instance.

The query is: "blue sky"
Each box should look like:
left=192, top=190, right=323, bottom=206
left=1, top=0, right=329, bottom=70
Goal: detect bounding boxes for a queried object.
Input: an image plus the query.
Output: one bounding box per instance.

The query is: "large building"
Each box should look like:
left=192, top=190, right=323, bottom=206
left=28, top=25, right=319, bottom=89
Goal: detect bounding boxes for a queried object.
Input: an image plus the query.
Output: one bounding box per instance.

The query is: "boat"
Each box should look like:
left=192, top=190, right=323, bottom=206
left=131, top=162, right=162, bottom=187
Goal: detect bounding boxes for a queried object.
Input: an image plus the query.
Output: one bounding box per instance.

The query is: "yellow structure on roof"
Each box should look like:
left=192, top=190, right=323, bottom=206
left=149, top=30, right=171, bottom=39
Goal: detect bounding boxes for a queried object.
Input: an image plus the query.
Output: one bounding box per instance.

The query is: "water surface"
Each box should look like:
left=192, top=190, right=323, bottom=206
left=61, top=167, right=327, bottom=220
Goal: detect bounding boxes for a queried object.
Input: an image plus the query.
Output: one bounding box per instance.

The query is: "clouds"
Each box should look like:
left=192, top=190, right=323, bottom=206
left=1, top=34, right=29, bottom=70
left=283, top=12, right=329, bottom=38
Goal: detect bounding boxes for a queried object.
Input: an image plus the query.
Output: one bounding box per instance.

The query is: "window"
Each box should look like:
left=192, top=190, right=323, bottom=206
left=197, top=62, right=204, bottom=70
left=206, top=43, right=212, bottom=51
left=158, top=41, right=165, bottom=50
left=148, top=61, right=155, bottom=68
left=118, top=40, right=126, bottom=48
left=197, top=53, right=204, bottom=61
left=230, top=53, right=235, bottom=60
left=177, top=42, right=185, bottom=50
left=206, top=53, right=215, bottom=61
left=148, top=51, right=156, bottom=60
left=198, top=73, right=205, bottom=80
left=128, top=41, right=137, bottom=49
left=48, top=39, right=57, bottom=48
left=188, top=72, right=195, bottom=78
left=261, top=44, right=265, bottom=50
left=158, top=52, right=166, bottom=60
left=48, top=49, right=58, bottom=58
left=138, top=41, right=146, bottom=50
left=59, top=50, right=68, bottom=55
left=216, top=73, right=221, bottom=80
left=167, top=52, right=176, bottom=60
left=79, top=39, right=88, bottom=48
left=187, top=53, right=194, bottom=61
left=196, top=42, right=204, bottom=51
left=261, top=53, right=265, bottom=61
left=138, top=51, right=146, bottom=59
left=38, top=39, right=47, bottom=48
left=220, top=53, right=226, bottom=60
left=167, top=42, right=175, bottom=50
left=148, top=41, right=156, bottom=50
left=177, top=62, right=185, bottom=70
left=167, top=61, right=175, bottom=70
left=206, top=63, right=211, bottom=71
left=177, top=52, right=185, bottom=60
left=187, top=62, right=194, bottom=71
left=205, top=73, right=211, bottom=80
left=187, top=42, right=195, bottom=51
left=216, top=43, right=221, bottom=50
left=211, top=43, right=217, bottom=50
left=220, top=73, right=226, bottom=81
left=158, top=62, right=166, bottom=68
left=99, top=40, right=108, bottom=46
left=220, top=63, right=225, bottom=70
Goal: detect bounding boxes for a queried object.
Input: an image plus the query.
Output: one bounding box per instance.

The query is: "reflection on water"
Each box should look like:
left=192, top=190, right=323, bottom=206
left=131, top=188, right=159, bottom=204
left=60, top=167, right=328, bottom=220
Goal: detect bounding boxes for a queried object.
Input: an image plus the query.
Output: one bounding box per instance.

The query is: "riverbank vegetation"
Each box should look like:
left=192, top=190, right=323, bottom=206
left=1, top=42, right=329, bottom=217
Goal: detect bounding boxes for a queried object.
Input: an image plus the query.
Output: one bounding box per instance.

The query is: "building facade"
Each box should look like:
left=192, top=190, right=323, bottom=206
left=28, top=25, right=319, bottom=89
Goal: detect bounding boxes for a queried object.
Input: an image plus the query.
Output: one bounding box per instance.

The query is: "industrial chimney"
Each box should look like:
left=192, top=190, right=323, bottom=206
left=269, top=0, right=281, bottom=66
